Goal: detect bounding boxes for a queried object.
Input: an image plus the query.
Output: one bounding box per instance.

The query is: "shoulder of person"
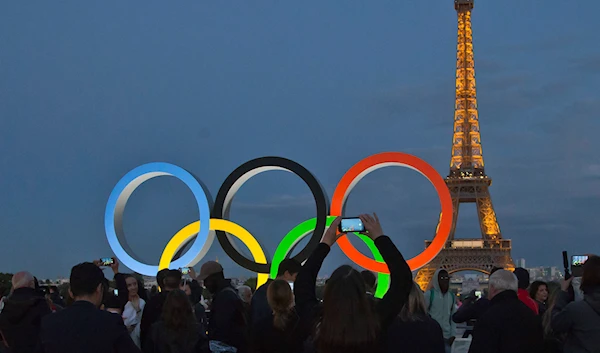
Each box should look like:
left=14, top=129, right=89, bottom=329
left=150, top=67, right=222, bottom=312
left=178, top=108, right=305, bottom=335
left=218, top=287, right=241, bottom=300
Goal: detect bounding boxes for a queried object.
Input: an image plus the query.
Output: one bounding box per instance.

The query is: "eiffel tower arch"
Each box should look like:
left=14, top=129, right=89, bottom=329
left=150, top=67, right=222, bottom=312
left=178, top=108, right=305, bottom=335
left=415, top=0, right=514, bottom=290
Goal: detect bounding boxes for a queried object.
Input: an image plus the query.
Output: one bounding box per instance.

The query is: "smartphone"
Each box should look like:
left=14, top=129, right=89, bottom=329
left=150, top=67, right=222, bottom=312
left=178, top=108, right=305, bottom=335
left=113, top=289, right=118, bottom=296
left=571, top=255, right=589, bottom=277
left=338, top=217, right=365, bottom=233
left=475, top=290, right=482, bottom=299
left=179, top=267, right=191, bottom=275
left=100, top=257, right=114, bottom=266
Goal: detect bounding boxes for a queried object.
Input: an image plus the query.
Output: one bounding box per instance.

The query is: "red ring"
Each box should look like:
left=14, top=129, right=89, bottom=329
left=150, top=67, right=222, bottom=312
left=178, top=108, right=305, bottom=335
left=331, top=152, right=453, bottom=273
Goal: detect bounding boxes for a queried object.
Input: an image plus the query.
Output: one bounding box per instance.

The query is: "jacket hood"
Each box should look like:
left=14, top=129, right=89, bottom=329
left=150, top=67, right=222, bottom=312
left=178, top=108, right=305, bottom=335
left=431, top=269, right=442, bottom=292
left=584, top=286, right=600, bottom=315
left=0, top=296, right=46, bottom=325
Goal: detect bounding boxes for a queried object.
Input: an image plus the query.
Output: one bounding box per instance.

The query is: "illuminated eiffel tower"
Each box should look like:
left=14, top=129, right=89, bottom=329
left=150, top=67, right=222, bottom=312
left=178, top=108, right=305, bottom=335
left=415, top=0, right=514, bottom=290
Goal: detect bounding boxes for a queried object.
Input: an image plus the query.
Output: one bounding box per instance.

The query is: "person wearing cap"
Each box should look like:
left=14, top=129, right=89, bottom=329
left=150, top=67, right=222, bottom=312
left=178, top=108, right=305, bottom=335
left=198, top=261, right=248, bottom=353
left=139, top=269, right=181, bottom=351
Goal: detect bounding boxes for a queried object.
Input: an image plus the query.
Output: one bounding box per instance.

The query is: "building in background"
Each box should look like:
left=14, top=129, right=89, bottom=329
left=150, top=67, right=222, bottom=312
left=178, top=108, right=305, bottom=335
left=515, top=258, right=526, bottom=268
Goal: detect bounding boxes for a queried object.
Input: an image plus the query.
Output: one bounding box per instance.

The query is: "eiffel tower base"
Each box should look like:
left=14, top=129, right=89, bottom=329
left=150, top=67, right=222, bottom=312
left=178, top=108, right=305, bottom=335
left=415, top=244, right=515, bottom=291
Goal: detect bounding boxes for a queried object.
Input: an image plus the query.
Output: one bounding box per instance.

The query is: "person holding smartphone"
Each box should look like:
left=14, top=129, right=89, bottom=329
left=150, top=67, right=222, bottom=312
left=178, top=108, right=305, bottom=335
left=552, top=255, right=600, bottom=352
left=294, top=214, right=413, bottom=353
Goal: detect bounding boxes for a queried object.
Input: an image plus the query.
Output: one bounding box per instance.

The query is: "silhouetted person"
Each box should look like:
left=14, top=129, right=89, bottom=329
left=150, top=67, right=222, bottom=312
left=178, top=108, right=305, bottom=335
left=200, top=261, right=248, bottom=353
left=295, top=214, right=413, bottom=353
left=250, top=280, right=303, bottom=353
left=40, top=262, right=140, bottom=353
left=468, top=270, right=543, bottom=353
left=144, top=289, right=209, bottom=353
left=425, top=269, right=456, bottom=352
left=0, top=271, right=51, bottom=353
left=140, top=270, right=181, bottom=351
left=552, top=255, right=600, bottom=352
left=250, top=259, right=301, bottom=326
left=513, top=268, right=538, bottom=314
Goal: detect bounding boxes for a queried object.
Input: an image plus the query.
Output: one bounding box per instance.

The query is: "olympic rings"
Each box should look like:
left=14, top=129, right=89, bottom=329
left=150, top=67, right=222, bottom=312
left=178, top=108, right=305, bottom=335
left=212, top=157, right=328, bottom=274
left=104, top=153, right=453, bottom=293
left=331, top=152, right=453, bottom=273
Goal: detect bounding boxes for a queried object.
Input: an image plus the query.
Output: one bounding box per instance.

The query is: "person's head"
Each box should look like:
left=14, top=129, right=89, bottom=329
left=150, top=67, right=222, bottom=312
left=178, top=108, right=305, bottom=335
left=529, top=281, right=548, bottom=302
left=69, top=262, right=107, bottom=307
left=360, top=270, right=377, bottom=294
left=198, top=261, right=224, bottom=294
left=125, top=275, right=139, bottom=297
left=488, top=270, right=518, bottom=300
left=267, top=280, right=294, bottom=330
left=276, top=259, right=302, bottom=282
left=180, top=280, right=192, bottom=296
left=11, top=271, right=35, bottom=290
left=490, top=267, right=502, bottom=276
left=162, top=289, right=195, bottom=330
left=150, top=285, right=157, bottom=295
left=103, top=293, right=122, bottom=315
left=163, top=270, right=182, bottom=292
left=237, top=285, right=252, bottom=304
left=156, top=269, right=170, bottom=290
left=513, top=268, right=530, bottom=290
left=399, top=281, right=427, bottom=322
left=437, top=269, right=450, bottom=294
left=581, top=255, right=600, bottom=294
left=317, top=265, right=379, bottom=353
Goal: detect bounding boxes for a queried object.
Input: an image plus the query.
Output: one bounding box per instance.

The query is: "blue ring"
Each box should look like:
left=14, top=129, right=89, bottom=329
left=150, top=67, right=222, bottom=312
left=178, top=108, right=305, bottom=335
left=104, top=162, right=211, bottom=276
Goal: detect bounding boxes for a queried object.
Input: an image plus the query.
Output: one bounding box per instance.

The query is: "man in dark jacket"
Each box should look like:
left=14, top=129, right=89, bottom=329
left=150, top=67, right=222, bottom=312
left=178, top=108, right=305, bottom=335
left=40, top=262, right=140, bottom=353
left=139, top=269, right=181, bottom=350
left=249, top=259, right=301, bottom=326
left=468, top=270, right=543, bottom=353
left=200, top=261, right=248, bottom=353
left=0, top=271, right=51, bottom=353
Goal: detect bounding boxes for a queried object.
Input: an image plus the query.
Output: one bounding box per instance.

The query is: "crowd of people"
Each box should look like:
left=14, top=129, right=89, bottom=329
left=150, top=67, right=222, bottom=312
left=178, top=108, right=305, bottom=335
left=0, top=214, right=599, bottom=353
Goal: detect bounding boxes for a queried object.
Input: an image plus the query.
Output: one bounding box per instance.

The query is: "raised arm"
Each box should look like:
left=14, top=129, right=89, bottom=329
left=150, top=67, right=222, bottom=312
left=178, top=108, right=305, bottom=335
left=551, top=278, right=575, bottom=333
left=361, top=214, right=412, bottom=329
left=294, top=217, right=342, bottom=318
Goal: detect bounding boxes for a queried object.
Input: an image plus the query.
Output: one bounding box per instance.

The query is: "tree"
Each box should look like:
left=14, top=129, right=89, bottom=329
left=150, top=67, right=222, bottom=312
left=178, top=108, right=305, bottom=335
left=44, top=279, right=51, bottom=285
left=244, top=277, right=257, bottom=292
left=0, top=273, right=14, bottom=297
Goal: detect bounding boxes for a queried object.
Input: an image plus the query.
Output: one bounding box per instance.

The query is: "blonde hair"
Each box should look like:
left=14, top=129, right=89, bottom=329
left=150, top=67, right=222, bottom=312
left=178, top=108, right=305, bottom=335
left=267, top=280, right=294, bottom=330
left=399, top=281, right=427, bottom=322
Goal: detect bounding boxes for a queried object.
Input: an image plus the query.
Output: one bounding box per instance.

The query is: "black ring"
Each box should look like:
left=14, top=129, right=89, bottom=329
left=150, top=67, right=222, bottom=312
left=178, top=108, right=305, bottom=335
left=212, top=157, right=328, bottom=273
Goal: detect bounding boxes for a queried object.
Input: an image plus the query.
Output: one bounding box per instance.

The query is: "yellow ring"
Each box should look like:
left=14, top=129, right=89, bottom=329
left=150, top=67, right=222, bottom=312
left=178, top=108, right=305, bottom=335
left=159, top=219, right=269, bottom=289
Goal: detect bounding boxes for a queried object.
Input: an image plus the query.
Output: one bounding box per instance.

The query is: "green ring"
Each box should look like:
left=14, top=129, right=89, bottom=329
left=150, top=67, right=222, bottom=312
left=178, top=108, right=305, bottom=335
left=270, top=216, right=390, bottom=298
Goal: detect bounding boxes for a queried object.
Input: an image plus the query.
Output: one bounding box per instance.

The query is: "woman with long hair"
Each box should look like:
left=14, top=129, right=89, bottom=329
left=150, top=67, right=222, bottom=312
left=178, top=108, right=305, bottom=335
left=386, top=281, right=445, bottom=353
left=250, top=280, right=301, bottom=353
left=552, top=255, right=600, bottom=352
left=144, top=289, right=209, bottom=353
left=295, top=214, right=412, bottom=353
left=541, top=286, right=565, bottom=353
left=529, top=281, right=549, bottom=316
left=122, top=275, right=146, bottom=348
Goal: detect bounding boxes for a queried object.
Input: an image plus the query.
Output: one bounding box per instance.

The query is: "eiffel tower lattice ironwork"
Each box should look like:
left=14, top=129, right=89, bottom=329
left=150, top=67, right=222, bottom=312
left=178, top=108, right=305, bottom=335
left=415, top=0, right=514, bottom=291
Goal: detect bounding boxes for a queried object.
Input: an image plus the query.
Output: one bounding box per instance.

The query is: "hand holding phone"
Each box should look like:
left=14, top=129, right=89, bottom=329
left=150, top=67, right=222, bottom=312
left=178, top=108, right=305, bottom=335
left=338, top=218, right=366, bottom=233
left=571, top=255, right=589, bottom=277
left=179, top=267, right=191, bottom=275
left=100, top=257, right=115, bottom=267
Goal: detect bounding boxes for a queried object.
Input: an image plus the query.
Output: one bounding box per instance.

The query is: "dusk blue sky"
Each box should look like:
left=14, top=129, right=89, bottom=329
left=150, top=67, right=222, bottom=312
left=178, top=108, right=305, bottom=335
left=1, top=1, right=599, bottom=279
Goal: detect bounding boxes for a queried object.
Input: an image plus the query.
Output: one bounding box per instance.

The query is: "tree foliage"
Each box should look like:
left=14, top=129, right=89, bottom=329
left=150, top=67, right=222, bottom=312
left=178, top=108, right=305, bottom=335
left=0, top=273, right=14, bottom=296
